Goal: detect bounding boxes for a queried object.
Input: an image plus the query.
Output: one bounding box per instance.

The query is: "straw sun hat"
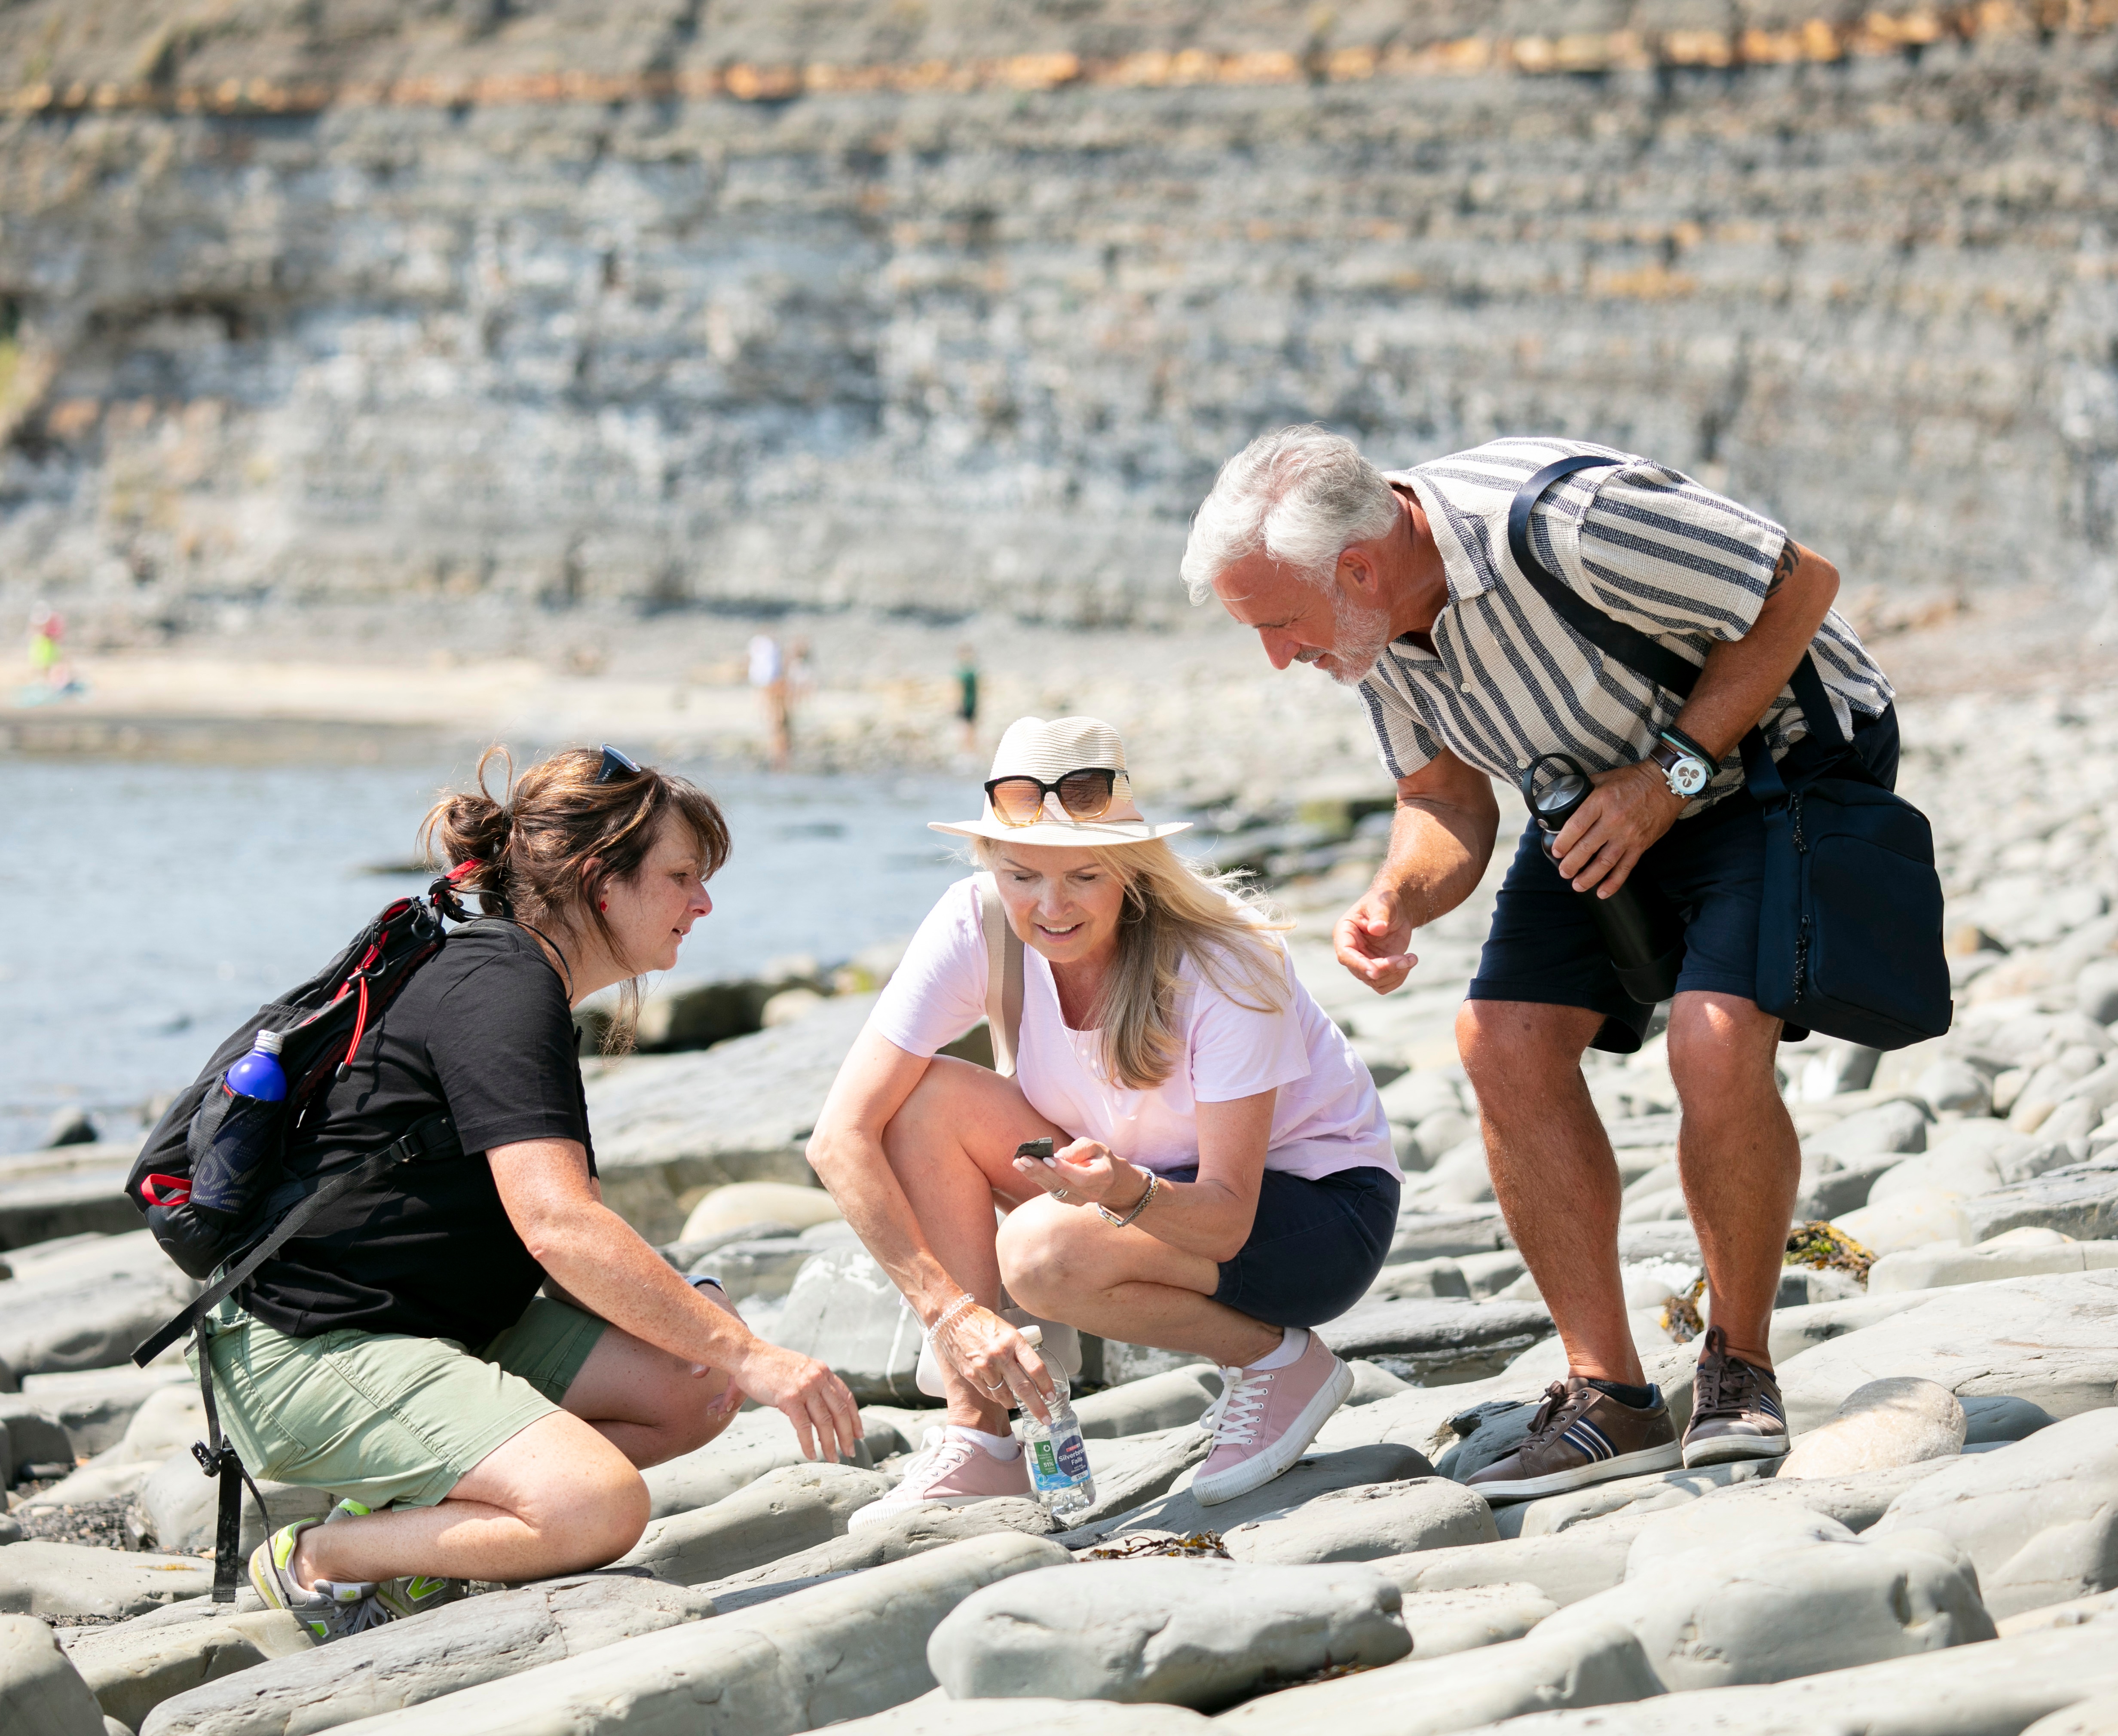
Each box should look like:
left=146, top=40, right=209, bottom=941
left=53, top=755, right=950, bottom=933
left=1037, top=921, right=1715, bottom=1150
left=929, top=716, right=1193, bottom=848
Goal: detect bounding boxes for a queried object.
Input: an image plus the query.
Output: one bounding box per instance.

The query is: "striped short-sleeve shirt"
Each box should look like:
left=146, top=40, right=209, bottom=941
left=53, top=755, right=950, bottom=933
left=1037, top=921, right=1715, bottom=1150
left=1358, top=437, right=1895, bottom=813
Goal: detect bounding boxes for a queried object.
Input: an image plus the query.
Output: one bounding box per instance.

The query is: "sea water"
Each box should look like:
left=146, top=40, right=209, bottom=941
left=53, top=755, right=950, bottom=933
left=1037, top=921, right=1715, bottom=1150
left=0, top=754, right=967, bottom=1152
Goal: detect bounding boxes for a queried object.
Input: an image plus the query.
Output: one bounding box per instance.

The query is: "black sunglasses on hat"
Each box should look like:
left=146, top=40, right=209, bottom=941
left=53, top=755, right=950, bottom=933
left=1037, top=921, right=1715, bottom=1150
left=984, top=767, right=1119, bottom=827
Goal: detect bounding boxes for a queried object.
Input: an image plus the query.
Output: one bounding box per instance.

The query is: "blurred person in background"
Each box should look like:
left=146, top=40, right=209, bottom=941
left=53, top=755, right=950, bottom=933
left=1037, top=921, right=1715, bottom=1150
left=807, top=715, right=1399, bottom=1526
left=955, top=643, right=980, bottom=754
left=748, top=632, right=790, bottom=770
left=1182, top=427, right=1898, bottom=1500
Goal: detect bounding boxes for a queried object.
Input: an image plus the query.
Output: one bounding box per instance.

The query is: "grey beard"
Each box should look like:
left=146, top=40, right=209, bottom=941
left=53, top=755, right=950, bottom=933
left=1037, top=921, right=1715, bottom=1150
left=1325, top=596, right=1395, bottom=688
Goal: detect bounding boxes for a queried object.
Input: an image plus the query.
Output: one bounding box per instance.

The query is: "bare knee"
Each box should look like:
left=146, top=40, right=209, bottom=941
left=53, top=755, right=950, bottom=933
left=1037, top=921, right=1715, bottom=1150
left=996, top=1199, right=1091, bottom=1317
left=498, top=1428, right=651, bottom=1565
left=1667, top=993, right=1781, bottom=1105
left=558, top=1460, right=650, bottom=1565
left=1458, top=1001, right=1595, bottom=1111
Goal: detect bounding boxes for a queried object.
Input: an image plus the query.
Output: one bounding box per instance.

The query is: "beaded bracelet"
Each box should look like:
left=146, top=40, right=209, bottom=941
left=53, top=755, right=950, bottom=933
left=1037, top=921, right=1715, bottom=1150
left=928, top=1291, right=980, bottom=1336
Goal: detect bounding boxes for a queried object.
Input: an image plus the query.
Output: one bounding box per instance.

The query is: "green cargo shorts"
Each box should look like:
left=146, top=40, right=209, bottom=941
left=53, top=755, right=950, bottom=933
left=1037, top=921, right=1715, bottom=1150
left=188, top=1296, right=606, bottom=1511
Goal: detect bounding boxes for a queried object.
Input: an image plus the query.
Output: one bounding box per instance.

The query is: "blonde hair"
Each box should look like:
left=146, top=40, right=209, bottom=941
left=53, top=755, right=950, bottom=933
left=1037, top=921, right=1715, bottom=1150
left=974, top=838, right=1291, bottom=1091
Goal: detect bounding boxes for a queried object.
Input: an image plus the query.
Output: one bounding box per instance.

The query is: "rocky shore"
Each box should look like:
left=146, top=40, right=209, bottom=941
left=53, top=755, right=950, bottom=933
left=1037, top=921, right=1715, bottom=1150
left=6, top=681, right=2118, bottom=1734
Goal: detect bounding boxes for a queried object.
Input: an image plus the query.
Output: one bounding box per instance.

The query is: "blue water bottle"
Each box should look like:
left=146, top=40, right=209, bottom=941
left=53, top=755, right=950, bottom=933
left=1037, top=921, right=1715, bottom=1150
left=223, top=1030, right=288, bottom=1102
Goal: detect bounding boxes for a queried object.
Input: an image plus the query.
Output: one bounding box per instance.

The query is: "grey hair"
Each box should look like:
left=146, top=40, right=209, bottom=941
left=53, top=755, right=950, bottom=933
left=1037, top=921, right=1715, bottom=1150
left=1180, top=425, right=1400, bottom=604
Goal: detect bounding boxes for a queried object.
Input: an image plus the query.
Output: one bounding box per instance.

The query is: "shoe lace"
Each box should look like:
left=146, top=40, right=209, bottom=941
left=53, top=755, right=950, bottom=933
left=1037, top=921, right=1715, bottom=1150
left=903, top=1427, right=977, bottom=1492
left=1521, top=1381, right=1577, bottom=1446
left=1201, top=1367, right=1272, bottom=1449
left=1694, top=1326, right=1762, bottom=1418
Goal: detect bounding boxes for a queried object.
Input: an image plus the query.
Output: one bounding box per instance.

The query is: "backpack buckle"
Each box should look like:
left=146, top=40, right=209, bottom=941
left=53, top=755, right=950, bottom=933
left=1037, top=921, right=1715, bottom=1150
left=191, top=1439, right=230, bottom=1477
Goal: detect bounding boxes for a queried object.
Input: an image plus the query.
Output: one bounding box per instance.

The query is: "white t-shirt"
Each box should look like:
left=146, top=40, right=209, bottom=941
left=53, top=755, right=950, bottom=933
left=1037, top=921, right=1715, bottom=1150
left=869, top=877, right=1399, bottom=1183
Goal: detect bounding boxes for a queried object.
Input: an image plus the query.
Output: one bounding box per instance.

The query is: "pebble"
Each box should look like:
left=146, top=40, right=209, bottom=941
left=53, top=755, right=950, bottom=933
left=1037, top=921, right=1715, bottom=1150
left=1778, top=1376, right=1968, bottom=1479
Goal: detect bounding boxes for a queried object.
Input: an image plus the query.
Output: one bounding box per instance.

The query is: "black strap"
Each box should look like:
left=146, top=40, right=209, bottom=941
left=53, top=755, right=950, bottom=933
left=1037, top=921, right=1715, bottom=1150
left=132, top=1113, right=455, bottom=1368
left=1504, top=455, right=1847, bottom=797
left=190, top=1317, right=275, bottom=1600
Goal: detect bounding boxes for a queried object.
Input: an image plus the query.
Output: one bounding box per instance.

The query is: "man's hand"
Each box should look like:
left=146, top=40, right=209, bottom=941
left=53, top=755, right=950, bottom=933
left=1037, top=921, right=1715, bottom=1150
left=1553, top=761, right=1685, bottom=897
left=1333, top=885, right=1420, bottom=994
left=729, top=1339, right=863, bottom=1463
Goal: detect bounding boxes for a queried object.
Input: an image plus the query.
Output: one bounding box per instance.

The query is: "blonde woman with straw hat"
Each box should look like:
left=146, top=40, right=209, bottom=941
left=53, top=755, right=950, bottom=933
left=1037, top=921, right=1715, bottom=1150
left=808, top=717, right=1400, bottom=1522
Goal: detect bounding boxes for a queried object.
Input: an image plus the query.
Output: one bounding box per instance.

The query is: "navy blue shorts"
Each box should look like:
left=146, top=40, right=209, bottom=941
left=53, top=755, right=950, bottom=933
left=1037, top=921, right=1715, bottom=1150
left=1161, top=1161, right=1401, bottom=1328
left=1467, top=707, right=1900, bottom=1056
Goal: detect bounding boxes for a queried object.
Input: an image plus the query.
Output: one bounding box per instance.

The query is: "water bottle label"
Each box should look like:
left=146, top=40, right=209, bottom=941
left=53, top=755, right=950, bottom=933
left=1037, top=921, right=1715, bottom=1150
left=1054, top=1430, right=1089, bottom=1480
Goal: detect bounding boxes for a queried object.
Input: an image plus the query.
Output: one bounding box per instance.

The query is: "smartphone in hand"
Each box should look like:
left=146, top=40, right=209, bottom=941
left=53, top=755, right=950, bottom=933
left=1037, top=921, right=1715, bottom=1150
left=1015, top=1137, right=1055, bottom=1165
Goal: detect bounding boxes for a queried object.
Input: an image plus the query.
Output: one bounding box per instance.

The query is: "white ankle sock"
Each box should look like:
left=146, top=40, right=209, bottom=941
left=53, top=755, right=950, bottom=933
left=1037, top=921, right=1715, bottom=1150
left=1248, top=1326, right=1308, bottom=1372
left=946, top=1423, right=1022, bottom=1460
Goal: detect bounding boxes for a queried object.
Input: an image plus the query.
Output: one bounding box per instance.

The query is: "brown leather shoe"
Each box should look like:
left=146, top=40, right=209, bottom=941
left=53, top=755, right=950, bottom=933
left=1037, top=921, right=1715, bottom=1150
left=1682, top=1325, right=1790, bottom=1467
left=1464, top=1375, right=1682, bottom=1503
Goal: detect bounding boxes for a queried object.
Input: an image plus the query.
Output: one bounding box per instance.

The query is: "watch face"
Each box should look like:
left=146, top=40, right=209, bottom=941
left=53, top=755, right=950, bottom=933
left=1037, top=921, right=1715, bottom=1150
left=1669, top=757, right=1710, bottom=797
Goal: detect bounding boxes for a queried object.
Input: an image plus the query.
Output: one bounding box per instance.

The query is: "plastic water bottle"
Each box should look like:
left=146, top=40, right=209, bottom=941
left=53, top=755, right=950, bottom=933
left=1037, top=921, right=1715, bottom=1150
left=1523, top=755, right=1686, bottom=1005
left=223, top=1030, right=288, bottom=1102
left=1017, top=1326, right=1094, bottom=1520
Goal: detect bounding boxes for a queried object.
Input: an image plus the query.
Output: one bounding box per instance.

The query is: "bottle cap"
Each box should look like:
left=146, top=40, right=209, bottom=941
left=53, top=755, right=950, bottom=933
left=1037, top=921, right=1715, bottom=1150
left=254, top=1030, right=285, bottom=1054
left=1019, top=1324, right=1044, bottom=1347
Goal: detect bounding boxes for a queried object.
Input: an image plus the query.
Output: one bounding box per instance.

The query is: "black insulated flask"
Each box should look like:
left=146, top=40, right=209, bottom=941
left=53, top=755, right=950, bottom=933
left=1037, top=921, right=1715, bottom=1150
left=1523, top=754, right=1686, bottom=1005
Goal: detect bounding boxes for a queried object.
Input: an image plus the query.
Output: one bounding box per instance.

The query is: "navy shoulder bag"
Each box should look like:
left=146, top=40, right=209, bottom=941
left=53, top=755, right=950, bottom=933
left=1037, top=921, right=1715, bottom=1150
left=1507, top=455, right=1952, bottom=1050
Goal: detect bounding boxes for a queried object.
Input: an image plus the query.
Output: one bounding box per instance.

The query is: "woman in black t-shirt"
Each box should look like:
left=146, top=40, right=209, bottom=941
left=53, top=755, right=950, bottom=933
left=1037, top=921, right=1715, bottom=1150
left=202, top=745, right=860, bottom=1641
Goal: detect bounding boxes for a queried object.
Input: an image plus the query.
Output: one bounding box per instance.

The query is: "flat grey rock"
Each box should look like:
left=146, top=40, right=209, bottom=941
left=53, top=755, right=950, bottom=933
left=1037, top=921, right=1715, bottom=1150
left=698, top=1498, right=1056, bottom=1604
left=18, top=1366, right=193, bottom=1458
left=65, top=1608, right=309, bottom=1732
left=639, top=1405, right=891, bottom=1519
left=1073, top=1366, right=1221, bottom=1440
left=1397, top=1582, right=1558, bottom=1657
left=771, top=1244, right=924, bottom=1404
left=141, top=1572, right=712, bottom=1736
left=1386, top=1208, right=1513, bottom=1263
left=1962, top=1161, right=2118, bottom=1244
left=613, top=1461, right=889, bottom=1586
left=1775, top=1268, right=2118, bottom=1431
left=583, top=996, right=874, bottom=1241
left=315, top=1531, right=1069, bottom=1736
left=1871, top=1240, right=2118, bottom=1292
left=1319, top=1298, right=1553, bottom=1385
left=0, top=1394, right=72, bottom=1473
left=1963, top=1394, right=2057, bottom=1445
left=0, top=1230, right=200, bottom=1381
left=825, top=1700, right=1208, bottom=1734
left=927, top=1558, right=1409, bottom=1710
left=1461, top=1619, right=2118, bottom=1735
left=0, top=1148, right=146, bottom=1253
left=1509, top=1463, right=1765, bottom=1540
left=1221, top=1477, right=1495, bottom=1565
left=0, top=1611, right=109, bottom=1736
left=1807, top=1099, right=1932, bottom=1163
left=1378, top=1510, right=1658, bottom=1608
left=1869, top=1407, right=2118, bottom=1618
left=1532, top=1526, right=1994, bottom=1692
left=1063, top=1443, right=1432, bottom=1548
left=1213, top=1615, right=1659, bottom=1733
left=0, top=1542, right=214, bottom=1620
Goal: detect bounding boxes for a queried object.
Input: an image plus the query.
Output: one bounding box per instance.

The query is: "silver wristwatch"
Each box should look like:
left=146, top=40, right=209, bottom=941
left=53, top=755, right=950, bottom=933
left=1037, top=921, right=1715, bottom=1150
left=1647, top=730, right=1713, bottom=798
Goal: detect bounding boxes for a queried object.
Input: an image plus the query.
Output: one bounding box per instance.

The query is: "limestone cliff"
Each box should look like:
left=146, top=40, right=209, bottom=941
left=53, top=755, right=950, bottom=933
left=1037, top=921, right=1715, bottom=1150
left=0, top=1, right=2113, bottom=632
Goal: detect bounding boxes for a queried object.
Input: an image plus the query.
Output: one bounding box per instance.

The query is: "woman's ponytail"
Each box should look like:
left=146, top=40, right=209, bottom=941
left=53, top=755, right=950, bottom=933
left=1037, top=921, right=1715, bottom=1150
left=420, top=748, right=518, bottom=914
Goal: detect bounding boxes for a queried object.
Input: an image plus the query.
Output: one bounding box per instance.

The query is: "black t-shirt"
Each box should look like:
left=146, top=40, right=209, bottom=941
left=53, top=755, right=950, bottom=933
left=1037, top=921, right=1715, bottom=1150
left=239, top=920, right=597, bottom=1345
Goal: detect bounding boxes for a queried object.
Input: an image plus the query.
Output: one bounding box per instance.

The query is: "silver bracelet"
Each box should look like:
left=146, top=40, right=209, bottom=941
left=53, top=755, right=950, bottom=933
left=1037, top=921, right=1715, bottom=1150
left=1096, top=1168, right=1160, bottom=1229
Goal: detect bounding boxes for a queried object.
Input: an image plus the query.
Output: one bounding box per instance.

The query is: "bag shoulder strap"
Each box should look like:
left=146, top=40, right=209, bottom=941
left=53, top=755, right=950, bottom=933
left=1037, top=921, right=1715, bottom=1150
left=1505, top=455, right=1849, bottom=783
left=973, top=872, right=1025, bottom=1079
left=131, top=1111, right=456, bottom=1368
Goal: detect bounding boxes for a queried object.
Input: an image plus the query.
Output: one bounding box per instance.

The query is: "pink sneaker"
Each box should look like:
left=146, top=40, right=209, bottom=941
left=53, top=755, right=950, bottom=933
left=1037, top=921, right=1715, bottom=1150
left=848, top=1427, right=1031, bottom=1530
left=1191, top=1332, right=1356, bottom=1506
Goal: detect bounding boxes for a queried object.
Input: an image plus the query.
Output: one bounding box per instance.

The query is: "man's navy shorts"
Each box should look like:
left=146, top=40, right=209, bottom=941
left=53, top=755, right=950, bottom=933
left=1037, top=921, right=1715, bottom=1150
left=1160, top=1161, right=1401, bottom=1327
left=1466, top=706, right=1901, bottom=1055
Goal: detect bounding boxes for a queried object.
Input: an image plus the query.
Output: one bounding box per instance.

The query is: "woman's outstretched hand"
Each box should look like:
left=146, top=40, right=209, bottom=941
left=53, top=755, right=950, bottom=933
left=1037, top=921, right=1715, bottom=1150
left=730, top=1339, right=862, bottom=1463
left=1011, top=1138, right=1145, bottom=1214
left=931, top=1299, right=1056, bottom=1424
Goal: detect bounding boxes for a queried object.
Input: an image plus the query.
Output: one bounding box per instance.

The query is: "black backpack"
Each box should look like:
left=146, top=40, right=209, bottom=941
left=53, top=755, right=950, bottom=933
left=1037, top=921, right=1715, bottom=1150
left=125, top=868, right=478, bottom=1598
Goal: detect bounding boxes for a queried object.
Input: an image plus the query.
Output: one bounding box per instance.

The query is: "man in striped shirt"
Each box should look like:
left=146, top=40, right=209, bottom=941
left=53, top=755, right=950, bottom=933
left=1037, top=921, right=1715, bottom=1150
left=1181, top=428, right=1898, bottom=1498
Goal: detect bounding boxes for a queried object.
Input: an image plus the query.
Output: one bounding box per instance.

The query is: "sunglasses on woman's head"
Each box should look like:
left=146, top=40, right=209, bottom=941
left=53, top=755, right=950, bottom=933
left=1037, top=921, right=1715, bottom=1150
left=984, top=767, right=1119, bottom=827
left=596, top=744, right=641, bottom=784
